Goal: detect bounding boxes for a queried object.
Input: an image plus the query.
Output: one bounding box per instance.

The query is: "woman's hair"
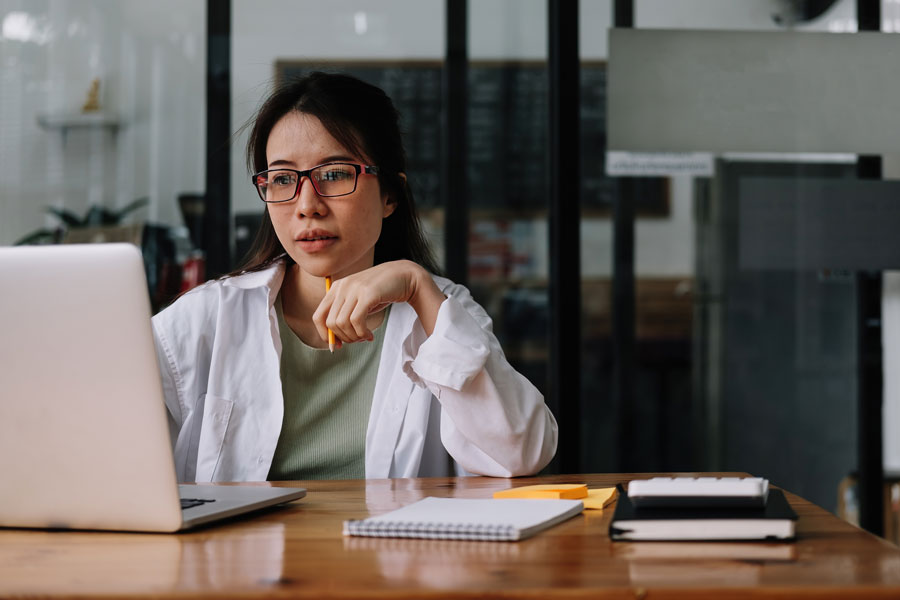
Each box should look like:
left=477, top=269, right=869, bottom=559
left=229, top=71, right=441, bottom=277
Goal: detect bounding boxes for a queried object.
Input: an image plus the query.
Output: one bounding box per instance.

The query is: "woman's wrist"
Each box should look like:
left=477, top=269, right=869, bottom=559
left=405, top=261, right=446, bottom=336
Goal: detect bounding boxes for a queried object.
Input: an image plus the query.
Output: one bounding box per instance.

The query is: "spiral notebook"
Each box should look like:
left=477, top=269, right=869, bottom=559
left=342, top=497, right=584, bottom=541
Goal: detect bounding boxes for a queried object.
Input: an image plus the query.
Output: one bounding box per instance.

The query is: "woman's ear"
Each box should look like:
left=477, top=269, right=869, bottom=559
left=382, top=173, right=406, bottom=219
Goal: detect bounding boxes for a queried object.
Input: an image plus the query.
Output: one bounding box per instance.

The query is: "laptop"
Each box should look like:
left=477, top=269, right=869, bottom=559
left=0, top=243, right=305, bottom=532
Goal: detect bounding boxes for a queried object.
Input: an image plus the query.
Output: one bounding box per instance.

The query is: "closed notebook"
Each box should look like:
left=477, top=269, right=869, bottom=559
left=609, top=487, right=797, bottom=541
left=343, top=497, right=584, bottom=541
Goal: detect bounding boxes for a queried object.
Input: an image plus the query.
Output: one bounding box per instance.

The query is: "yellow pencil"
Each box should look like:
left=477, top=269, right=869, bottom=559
left=325, top=276, right=335, bottom=353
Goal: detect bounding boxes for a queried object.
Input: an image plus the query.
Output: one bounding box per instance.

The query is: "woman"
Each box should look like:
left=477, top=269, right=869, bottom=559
left=152, top=72, right=557, bottom=482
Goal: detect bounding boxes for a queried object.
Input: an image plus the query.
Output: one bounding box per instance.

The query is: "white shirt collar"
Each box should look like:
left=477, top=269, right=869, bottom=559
left=221, top=259, right=286, bottom=291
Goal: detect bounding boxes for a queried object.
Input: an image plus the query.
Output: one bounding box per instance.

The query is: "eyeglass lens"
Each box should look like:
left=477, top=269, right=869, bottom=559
left=255, top=163, right=358, bottom=202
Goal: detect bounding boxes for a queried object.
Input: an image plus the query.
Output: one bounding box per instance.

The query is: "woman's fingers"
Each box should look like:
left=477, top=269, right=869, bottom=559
left=349, top=300, right=375, bottom=341
left=325, top=290, right=354, bottom=344
left=314, top=262, right=418, bottom=346
left=330, top=297, right=369, bottom=343
left=319, top=280, right=374, bottom=344
left=312, top=293, right=335, bottom=346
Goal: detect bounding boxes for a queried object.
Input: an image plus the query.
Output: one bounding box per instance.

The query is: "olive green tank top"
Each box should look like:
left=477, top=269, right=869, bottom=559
left=267, top=294, right=389, bottom=480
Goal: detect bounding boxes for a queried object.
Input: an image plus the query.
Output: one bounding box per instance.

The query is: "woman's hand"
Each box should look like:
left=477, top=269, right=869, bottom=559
left=312, top=260, right=445, bottom=348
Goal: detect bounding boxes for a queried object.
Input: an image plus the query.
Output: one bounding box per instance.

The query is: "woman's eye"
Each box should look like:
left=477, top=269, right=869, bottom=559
left=273, top=174, right=296, bottom=186
left=318, top=168, right=352, bottom=182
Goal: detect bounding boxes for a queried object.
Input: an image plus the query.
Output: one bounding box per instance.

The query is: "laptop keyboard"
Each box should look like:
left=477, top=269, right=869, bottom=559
left=181, top=498, right=216, bottom=510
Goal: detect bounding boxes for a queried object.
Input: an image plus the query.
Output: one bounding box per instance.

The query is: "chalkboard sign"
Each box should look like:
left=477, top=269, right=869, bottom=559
left=276, top=60, right=668, bottom=215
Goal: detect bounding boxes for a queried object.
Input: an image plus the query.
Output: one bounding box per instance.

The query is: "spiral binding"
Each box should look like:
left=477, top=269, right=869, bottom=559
left=343, top=519, right=520, bottom=541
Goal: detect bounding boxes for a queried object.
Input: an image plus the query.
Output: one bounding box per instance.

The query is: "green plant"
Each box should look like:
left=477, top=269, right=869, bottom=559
left=15, top=198, right=149, bottom=245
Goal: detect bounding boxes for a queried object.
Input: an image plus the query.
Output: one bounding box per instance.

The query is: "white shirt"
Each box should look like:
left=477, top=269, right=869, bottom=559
left=151, top=260, right=558, bottom=482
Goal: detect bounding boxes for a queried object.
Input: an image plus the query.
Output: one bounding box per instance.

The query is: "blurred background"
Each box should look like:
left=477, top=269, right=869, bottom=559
left=2, top=0, right=899, bottom=542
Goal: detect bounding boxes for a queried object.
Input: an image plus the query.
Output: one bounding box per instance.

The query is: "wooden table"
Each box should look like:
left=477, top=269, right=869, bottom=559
left=3, top=473, right=900, bottom=599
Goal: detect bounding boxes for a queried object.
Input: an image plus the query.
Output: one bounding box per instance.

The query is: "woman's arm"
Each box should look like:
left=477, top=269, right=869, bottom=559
left=402, top=281, right=558, bottom=477
left=311, top=261, right=558, bottom=476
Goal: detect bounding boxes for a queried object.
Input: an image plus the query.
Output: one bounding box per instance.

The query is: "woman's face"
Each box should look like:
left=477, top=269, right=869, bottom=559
left=264, top=111, right=395, bottom=280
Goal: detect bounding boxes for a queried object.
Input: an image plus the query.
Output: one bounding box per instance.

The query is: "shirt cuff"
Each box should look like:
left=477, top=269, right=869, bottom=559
left=401, top=295, right=491, bottom=392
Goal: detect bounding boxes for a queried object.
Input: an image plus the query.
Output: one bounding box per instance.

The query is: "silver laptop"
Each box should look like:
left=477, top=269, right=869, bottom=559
left=0, top=243, right=305, bottom=532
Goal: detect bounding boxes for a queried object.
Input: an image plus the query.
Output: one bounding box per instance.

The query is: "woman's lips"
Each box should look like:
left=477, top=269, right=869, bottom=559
left=295, top=233, right=337, bottom=252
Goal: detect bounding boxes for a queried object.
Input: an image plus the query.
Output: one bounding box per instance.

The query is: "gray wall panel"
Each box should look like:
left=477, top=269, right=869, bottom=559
left=608, top=29, right=900, bottom=153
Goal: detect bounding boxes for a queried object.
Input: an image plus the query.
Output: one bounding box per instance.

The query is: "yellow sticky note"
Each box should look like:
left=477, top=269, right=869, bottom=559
left=493, top=483, right=588, bottom=500
left=582, top=487, right=617, bottom=510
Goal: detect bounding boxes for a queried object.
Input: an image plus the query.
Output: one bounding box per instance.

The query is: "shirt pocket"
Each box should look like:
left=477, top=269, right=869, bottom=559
left=195, top=394, right=234, bottom=482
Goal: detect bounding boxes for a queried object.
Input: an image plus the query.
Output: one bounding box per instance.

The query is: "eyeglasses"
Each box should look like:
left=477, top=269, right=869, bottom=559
left=252, top=162, right=380, bottom=203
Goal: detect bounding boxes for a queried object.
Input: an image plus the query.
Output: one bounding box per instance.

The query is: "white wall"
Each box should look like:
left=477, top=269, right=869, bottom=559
left=0, top=0, right=204, bottom=246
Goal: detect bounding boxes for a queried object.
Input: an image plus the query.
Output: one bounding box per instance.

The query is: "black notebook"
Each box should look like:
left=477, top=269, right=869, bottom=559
left=609, top=486, right=797, bottom=541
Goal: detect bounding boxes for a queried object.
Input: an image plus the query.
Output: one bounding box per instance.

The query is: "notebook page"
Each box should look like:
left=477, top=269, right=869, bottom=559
left=344, top=497, right=584, bottom=541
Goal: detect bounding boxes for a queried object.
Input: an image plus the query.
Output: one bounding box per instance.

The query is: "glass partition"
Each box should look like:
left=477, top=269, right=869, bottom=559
left=608, top=0, right=874, bottom=516
left=465, top=0, right=551, bottom=413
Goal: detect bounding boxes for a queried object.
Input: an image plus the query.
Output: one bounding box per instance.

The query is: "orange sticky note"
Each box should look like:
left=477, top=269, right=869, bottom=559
left=582, top=487, right=617, bottom=510
left=493, top=483, right=588, bottom=500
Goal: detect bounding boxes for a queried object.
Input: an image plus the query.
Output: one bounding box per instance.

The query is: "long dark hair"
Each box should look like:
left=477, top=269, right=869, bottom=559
left=229, top=71, right=440, bottom=277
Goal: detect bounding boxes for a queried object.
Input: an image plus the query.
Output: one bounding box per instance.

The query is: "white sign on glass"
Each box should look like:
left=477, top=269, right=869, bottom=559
left=605, top=151, right=714, bottom=177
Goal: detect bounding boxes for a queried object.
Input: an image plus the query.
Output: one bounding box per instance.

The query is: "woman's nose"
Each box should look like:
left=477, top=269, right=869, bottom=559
left=294, top=177, right=328, bottom=217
